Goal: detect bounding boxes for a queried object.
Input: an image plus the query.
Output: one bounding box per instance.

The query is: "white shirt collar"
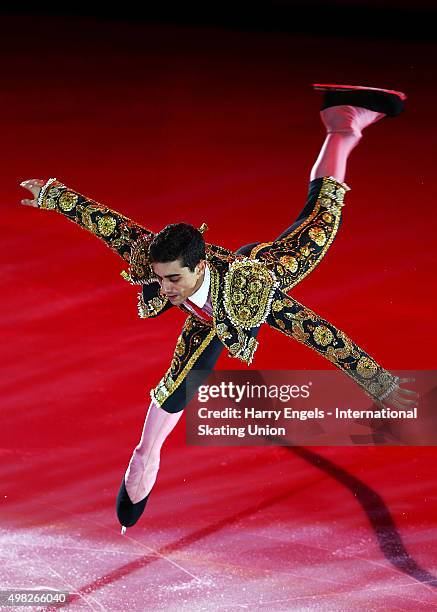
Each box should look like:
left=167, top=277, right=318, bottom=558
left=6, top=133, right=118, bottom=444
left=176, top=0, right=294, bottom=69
left=186, top=263, right=210, bottom=308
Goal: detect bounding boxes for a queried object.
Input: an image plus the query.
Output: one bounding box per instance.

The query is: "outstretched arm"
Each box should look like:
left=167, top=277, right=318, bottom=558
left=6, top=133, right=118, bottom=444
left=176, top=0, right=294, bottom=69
left=267, top=289, right=417, bottom=410
left=20, top=178, right=153, bottom=262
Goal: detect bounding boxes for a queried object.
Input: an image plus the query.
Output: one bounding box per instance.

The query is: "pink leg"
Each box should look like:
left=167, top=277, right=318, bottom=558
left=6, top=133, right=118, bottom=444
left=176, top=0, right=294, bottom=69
left=124, top=399, right=183, bottom=503
left=310, top=105, right=386, bottom=183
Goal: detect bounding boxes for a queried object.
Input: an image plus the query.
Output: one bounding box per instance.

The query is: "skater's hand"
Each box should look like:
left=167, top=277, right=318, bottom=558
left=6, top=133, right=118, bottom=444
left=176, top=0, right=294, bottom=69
left=20, top=179, right=45, bottom=207
left=379, top=377, right=419, bottom=411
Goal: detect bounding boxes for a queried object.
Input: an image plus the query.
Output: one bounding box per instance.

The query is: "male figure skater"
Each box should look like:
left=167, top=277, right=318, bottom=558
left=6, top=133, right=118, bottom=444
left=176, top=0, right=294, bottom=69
left=20, top=84, right=416, bottom=532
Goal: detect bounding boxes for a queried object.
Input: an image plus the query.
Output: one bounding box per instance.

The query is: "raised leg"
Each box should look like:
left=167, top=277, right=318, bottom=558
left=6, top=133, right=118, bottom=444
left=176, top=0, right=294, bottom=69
left=245, top=84, right=406, bottom=291
left=310, top=83, right=406, bottom=183
left=248, top=176, right=348, bottom=292
left=310, top=105, right=385, bottom=183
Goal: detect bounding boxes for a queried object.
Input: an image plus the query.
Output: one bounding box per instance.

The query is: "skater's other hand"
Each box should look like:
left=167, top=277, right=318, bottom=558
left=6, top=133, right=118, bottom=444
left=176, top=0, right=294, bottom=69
left=20, top=179, right=45, bottom=207
left=380, top=377, right=419, bottom=411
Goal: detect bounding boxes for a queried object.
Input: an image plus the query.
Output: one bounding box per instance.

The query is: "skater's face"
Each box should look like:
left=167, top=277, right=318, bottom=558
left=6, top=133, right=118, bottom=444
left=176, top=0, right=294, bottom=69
left=152, top=258, right=206, bottom=306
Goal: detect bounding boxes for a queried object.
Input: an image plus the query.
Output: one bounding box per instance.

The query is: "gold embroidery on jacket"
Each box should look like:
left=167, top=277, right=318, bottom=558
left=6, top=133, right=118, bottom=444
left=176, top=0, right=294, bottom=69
left=59, top=191, right=79, bottom=211
left=223, top=259, right=278, bottom=330
left=209, top=257, right=260, bottom=364
left=137, top=291, right=169, bottom=318
left=97, top=215, right=117, bottom=236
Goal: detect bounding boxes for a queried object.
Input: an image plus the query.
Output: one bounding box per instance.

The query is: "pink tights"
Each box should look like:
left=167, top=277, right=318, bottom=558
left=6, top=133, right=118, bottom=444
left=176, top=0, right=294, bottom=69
left=124, top=400, right=183, bottom=503
left=310, top=105, right=385, bottom=183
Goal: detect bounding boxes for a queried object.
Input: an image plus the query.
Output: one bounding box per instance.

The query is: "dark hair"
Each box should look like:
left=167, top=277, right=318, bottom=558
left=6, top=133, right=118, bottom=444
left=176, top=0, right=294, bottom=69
left=149, top=223, right=206, bottom=272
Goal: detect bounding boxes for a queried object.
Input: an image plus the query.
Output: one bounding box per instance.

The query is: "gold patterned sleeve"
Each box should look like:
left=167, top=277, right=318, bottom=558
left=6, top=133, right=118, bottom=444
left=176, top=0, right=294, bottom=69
left=266, top=288, right=399, bottom=404
left=37, top=178, right=153, bottom=262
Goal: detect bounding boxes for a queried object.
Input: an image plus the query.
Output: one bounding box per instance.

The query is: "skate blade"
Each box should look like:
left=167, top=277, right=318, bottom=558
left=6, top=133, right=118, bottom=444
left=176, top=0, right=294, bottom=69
left=312, top=83, right=407, bottom=100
